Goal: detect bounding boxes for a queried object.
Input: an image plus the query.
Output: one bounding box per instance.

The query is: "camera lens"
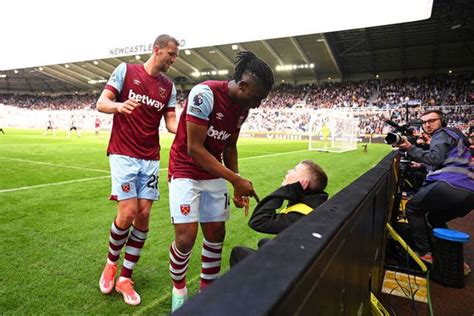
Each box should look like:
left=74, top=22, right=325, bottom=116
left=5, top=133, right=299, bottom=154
left=385, top=132, right=402, bottom=145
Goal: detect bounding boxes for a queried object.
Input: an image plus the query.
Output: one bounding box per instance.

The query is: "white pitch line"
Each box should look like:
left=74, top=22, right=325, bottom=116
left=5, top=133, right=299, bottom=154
left=0, top=175, right=111, bottom=193
left=0, top=150, right=307, bottom=194
left=0, top=156, right=110, bottom=174
left=133, top=275, right=201, bottom=316
left=239, top=149, right=309, bottom=160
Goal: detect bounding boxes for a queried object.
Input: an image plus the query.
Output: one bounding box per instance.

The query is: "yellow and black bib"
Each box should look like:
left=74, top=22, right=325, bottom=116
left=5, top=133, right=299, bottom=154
left=280, top=203, right=314, bottom=215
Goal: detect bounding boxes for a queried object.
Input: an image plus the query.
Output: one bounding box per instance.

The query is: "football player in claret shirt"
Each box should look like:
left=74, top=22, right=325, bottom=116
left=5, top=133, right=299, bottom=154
left=94, top=116, right=101, bottom=136
left=167, top=51, right=274, bottom=311
left=96, top=34, right=179, bottom=306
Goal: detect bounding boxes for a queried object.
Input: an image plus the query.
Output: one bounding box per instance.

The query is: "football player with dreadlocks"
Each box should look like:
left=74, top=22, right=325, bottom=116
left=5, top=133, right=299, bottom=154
left=167, top=51, right=274, bottom=311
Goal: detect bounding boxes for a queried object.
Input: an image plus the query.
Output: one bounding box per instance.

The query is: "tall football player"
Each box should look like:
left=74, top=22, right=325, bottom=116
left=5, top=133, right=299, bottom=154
left=96, top=34, right=179, bottom=306
left=167, top=51, right=274, bottom=311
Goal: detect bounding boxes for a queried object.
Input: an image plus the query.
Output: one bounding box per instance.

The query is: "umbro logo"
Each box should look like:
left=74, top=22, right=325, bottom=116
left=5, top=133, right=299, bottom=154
left=133, top=79, right=141, bottom=85
left=216, top=112, right=224, bottom=120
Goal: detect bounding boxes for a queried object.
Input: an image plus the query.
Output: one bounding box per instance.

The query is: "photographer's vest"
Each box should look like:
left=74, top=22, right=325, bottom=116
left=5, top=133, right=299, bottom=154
left=426, top=128, right=474, bottom=192
left=280, top=203, right=314, bottom=215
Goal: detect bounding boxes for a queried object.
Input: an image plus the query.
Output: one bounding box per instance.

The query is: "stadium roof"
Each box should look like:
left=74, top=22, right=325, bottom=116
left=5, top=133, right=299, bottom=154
left=0, top=0, right=472, bottom=94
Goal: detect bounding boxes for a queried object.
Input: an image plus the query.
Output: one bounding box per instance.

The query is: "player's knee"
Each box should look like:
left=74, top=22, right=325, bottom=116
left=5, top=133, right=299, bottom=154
left=115, top=214, right=135, bottom=227
left=136, top=208, right=151, bottom=222
left=204, top=224, right=226, bottom=242
left=175, top=234, right=196, bottom=253
left=212, top=228, right=226, bottom=242
left=117, top=208, right=138, bottom=226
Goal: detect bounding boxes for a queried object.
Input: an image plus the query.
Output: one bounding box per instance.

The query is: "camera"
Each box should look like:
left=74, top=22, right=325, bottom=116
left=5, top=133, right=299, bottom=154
left=384, top=119, right=421, bottom=146
left=385, top=132, right=404, bottom=145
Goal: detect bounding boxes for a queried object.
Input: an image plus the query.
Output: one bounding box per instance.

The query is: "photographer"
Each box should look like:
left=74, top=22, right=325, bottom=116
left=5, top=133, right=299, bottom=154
left=395, top=110, right=474, bottom=262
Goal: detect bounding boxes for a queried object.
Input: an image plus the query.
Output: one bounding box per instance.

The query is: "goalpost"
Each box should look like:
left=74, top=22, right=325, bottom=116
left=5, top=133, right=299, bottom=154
left=308, top=108, right=359, bottom=153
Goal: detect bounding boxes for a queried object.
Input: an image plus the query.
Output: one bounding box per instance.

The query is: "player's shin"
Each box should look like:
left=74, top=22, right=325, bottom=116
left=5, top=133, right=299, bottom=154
left=169, top=241, right=192, bottom=290
left=200, top=238, right=223, bottom=290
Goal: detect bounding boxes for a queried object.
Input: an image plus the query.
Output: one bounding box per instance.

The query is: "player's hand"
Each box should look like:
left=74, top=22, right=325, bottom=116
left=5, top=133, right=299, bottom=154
left=232, top=177, right=260, bottom=216
left=410, top=161, right=423, bottom=169
left=233, top=196, right=250, bottom=216
left=117, top=98, right=140, bottom=114
left=232, top=177, right=259, bottom=201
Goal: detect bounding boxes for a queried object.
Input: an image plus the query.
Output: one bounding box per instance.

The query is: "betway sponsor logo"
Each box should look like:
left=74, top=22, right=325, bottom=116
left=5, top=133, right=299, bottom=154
left=207, top=125, right=231, bottom=141
left=129, top=90, right=165, bottom=110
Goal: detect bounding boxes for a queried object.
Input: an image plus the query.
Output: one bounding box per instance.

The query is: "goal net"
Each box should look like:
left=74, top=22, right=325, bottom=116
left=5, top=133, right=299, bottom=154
left=308, top=108, right=359, bottom=152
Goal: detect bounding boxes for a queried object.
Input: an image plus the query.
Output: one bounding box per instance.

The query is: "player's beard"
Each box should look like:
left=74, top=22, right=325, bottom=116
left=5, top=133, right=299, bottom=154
left=159, top=62, right=171, bottom=73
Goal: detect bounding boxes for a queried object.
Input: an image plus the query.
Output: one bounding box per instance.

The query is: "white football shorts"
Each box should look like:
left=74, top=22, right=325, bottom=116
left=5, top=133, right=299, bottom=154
left=169, top=177, right=230, bottom=224
left=109, top=154, right=160, bottom=201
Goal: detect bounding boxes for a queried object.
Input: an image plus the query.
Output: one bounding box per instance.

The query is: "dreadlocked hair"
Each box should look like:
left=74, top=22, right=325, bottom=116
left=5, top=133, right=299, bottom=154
left=233, top=51, right=274, bottom=92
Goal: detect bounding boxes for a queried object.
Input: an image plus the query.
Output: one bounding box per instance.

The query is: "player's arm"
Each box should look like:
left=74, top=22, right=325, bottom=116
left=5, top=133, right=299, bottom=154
left=164, top=110, right=177, bottom=134
left=223, top=133, right=239, bottom=173
left=96, top=62, right=139, bottom=114
left=187, top=122, right=240, bottom=183
left=222, top=132, right=256, bottom=214
left=187, top=122, right=256, bottom=202
left=97, top=89, right=139, bottom=114
left=164, top=84, right=178, bottom=133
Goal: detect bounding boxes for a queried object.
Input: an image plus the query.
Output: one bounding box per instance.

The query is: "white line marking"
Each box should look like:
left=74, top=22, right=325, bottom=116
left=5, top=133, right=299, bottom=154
left=239, top=149, right=309, bottom=160
left=0, top=176, right=111, bottom=193
left=237, top=149, right=274, bottom=154
left=133, top=275, right=200, bottom=316
left=0, top=156, right=110, bottom=174
left=0, top=150, right=307, bottom=194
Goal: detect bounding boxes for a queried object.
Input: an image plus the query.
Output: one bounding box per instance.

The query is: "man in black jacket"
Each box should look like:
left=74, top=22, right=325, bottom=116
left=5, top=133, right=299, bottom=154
left=230, top=160, right=329, bottom=266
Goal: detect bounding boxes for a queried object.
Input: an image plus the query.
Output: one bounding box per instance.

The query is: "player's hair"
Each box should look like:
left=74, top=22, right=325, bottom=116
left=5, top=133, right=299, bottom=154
left=300, top=160, right=328, bottom=193
left=233, top=51, right=274, bottom=92
left=154, top=34, right=180, bottom=48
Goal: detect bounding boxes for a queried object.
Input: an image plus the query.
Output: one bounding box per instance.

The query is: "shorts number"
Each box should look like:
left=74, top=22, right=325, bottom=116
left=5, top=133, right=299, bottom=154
left=224, top=193, right=230, bottom=209
left=146, top=175, right=158, bottom=189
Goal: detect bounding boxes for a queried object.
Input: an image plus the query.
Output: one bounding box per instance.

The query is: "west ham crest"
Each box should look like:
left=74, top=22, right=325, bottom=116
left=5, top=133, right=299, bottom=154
left=180, top=204, right=191, bottom=216
left=159, top=87, right=167, bottom=98
left=121, top=183, right=130, bottom=193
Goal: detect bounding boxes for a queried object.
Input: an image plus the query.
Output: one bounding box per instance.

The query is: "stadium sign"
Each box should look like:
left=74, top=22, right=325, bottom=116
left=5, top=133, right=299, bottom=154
left=109, top=44, right=154, bottom=57
left=108, top=39, right=186, bottom=57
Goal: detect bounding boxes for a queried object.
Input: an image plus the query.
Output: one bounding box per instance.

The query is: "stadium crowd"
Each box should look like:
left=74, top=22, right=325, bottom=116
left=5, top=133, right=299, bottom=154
left=305, top=80, right=372, bottom=108
left=1, top=73, right=472, bottom=136
left=0, top=93, right=98, bottom=111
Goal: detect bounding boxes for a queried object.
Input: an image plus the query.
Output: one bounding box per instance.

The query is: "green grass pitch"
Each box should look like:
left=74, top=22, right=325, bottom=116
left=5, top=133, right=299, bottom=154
left=0, top=129, right=391, bottom=315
